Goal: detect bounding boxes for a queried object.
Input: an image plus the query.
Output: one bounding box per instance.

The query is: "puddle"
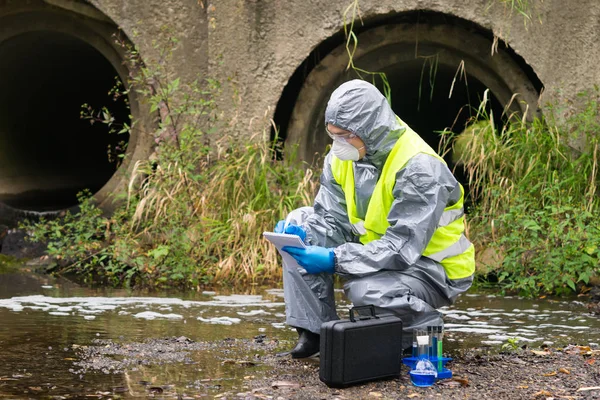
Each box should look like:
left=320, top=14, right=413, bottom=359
left=0, top=268, right=598, bottom=398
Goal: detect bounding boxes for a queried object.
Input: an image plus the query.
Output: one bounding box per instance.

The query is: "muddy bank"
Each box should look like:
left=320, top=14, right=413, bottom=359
left=67, top=336, right=600, bottom=399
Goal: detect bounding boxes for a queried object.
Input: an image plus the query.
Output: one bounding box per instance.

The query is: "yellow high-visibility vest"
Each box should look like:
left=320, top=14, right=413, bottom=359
left=330, top=118, right=475, bottom=280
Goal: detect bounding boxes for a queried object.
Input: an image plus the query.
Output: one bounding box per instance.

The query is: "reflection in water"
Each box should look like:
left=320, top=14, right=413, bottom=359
left=0, top=269, right=598, bottom=398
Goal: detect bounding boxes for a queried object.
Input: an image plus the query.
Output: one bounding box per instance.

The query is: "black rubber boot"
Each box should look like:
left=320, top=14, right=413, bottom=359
left=290, top=328, right=320, bottom=359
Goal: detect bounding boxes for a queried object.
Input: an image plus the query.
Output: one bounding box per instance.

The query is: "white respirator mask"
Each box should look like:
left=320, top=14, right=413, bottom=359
left=331, top=140, right=364, bottom=161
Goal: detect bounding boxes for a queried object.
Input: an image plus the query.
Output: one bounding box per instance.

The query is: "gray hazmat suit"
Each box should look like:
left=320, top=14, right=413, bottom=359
left=282, top=80, right=473, bottom=348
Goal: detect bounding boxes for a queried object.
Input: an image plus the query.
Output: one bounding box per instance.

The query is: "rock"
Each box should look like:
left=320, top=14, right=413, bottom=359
left=590, top=286, right=600, bottom=302
left=0, top=224, right=7, bottom=250
left=477, top=246, right=504, bottom=274
left=0, top=229, right=47, bottom=259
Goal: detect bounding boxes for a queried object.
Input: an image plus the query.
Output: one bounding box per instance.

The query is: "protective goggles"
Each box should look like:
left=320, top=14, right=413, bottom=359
left=325, top=125, right=358, bottom=143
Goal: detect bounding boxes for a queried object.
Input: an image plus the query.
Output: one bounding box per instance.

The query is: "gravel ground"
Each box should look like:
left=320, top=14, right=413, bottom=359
left=72, top=336, right=600, bottom=400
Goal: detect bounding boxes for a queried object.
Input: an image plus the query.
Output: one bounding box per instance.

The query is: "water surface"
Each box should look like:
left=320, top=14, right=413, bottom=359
left=1, top=267, right=598, bottom=398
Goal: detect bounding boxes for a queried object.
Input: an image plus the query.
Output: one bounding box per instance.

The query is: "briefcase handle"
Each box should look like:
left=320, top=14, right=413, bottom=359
left=349, top=305, right=379, bottom=322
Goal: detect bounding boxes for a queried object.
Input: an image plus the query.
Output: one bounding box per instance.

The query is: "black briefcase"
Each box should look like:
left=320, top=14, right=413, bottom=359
left=319, top=305, right=404, bottom=388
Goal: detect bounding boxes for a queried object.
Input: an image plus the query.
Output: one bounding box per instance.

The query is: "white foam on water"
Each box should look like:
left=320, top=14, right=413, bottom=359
left=472, top=312, right=504, bottom=316
left=237, top=310, right=271, bottom=316
left=135, top=311, right=184, bottom=320
left=0, top=294, right=283, bottom=309
left=481, top=340, right=503, bottom=345
left=0, top=294, right=285, bottom=325
left=78, top=309, right=105, bottom=315
left=197, top=316, right=241, bottom=325
left=445, top=314, right=471, bottom=320
left=84, top=316, right=96, bottom=320
left=49, top=312, right=70, bottom=316
left=88, top=305, right=118, bottom=310
left=445, top=323, right=509, bottom=329
left=515, top=328, right=537, bottom=333
left=539, top=324, right=589, bottom=330
left=271, top=322, right=286, bottom=329
left=8, top=304, right=24, bottom=312
left=487, top=335, right=511, bottom=341
left=440, top=309, right=503, bottom=317
left=41, top=286, right=54, bottom=289
left=514, top=336, right=537, bottom=342
left=447, top=327, right=501, bottom=334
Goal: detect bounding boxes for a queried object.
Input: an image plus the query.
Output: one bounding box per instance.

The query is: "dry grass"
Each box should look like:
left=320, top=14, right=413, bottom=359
left=122, top=130, right=318, bottom=286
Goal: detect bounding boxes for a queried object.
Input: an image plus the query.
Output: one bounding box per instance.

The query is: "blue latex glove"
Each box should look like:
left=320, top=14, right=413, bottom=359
left=282, top=246, right=335, bottom=274
left=274, top=221, right=307, bottom=243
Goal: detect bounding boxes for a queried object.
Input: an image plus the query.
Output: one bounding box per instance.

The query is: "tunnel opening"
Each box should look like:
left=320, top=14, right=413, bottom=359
left=274, top=11, right=543, bottom=146
left=0, top=30, right=130, bottom=212
left=278, top=11, right=543, bottom=208
left=378, top=57, right=506, bottom=203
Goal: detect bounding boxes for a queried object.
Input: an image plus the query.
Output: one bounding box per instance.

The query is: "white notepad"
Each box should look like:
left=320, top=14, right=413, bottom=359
left=263, top=232, right=306, bottom=269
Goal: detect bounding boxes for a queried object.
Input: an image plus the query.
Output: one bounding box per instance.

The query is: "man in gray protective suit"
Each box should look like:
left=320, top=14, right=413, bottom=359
left=275, top=79, right=475, bottom=358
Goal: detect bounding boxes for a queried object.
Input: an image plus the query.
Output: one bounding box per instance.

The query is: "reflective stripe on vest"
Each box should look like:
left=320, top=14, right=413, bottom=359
left=330, top=117, right=475, bottom=280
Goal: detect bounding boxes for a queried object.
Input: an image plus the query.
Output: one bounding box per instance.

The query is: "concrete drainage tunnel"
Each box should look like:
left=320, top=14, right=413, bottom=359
left=0, top=4, right=142, bottom=223
left=0, top=31, right=129, bottom=212
left=276, top=13, right=543, bottom=204
left=0, top=7, right=542, bottom=222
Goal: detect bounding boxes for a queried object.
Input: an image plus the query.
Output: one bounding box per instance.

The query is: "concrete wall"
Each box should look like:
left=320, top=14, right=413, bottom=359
left=0, top=0, right=598, bottom=219
left=208, top=0, right=598, bottom=132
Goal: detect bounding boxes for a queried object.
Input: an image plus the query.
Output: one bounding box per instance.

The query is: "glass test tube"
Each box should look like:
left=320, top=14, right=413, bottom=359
left=431, top=326, right=438, bottom=359
left=426, top=326, right=432, bottom=358
left=412, top=330, right=418, bottom=358
left=416, top=330, right=429, bottom=360
left=437, top=327, right=444, bottom=372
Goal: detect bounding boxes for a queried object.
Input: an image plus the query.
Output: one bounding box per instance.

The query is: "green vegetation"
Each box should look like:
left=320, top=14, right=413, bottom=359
left=0, top=254, right=20, bottom=274
left=22, top=5, right=597, bottom=294
left=447, top=89, right=600, bottom=296
left=22, top=37, right=316, bottom=289
left=342, top=0, right=391, bottom=104
left=493, top=0, right=540, bottom=26
left=501, top=337, right=520, bottom=353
